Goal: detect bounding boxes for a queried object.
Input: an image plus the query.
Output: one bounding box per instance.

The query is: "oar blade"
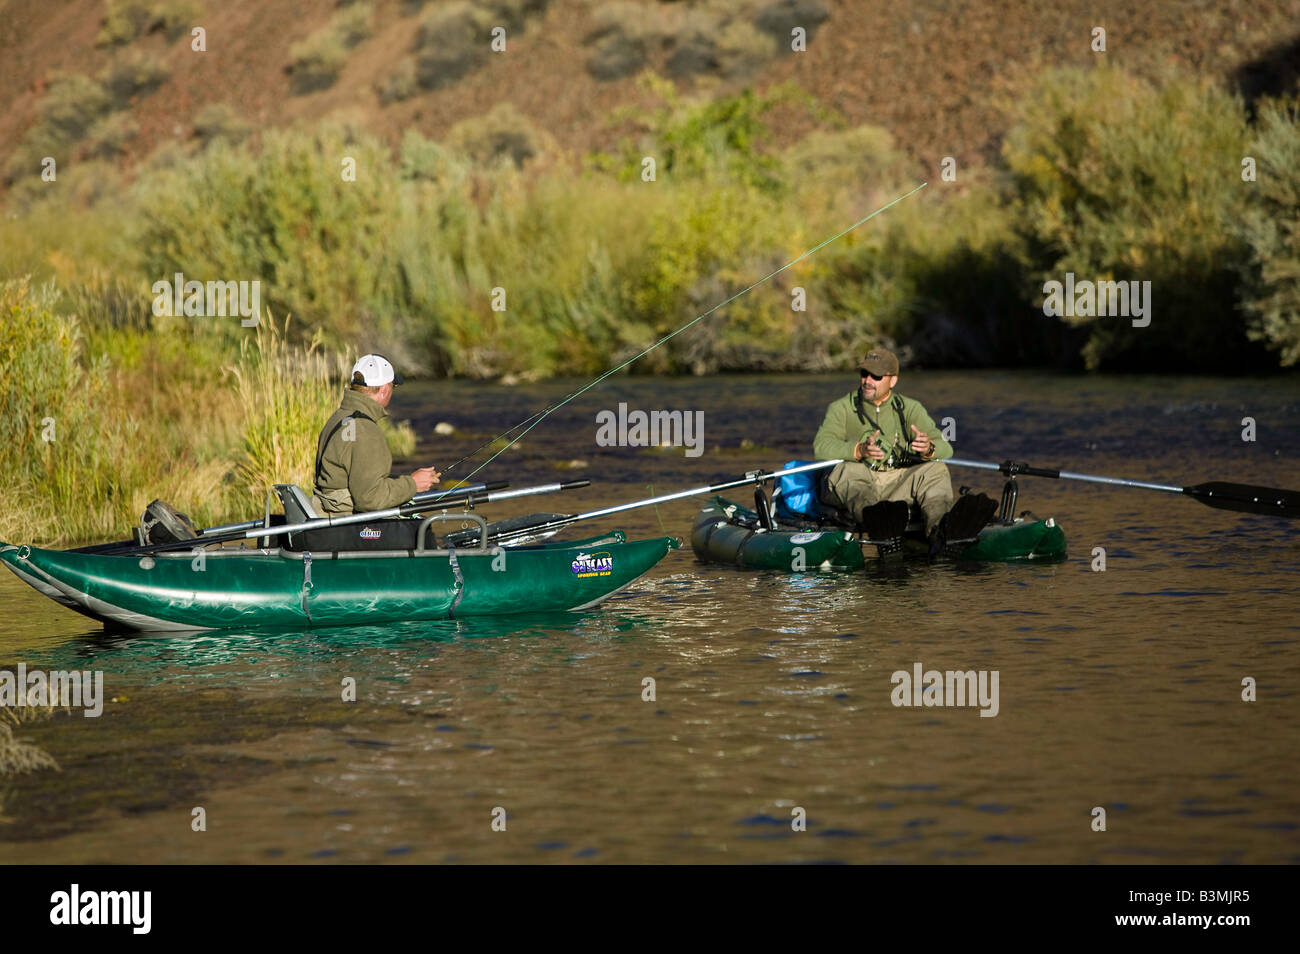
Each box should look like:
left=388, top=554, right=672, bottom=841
left=1186, top=482, right=1300, bottom=518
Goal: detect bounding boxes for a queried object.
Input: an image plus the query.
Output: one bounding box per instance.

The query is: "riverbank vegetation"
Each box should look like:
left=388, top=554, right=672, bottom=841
left=0, top=283, right=411, bottom=544
left=1, top=64, right=1297, bottom=542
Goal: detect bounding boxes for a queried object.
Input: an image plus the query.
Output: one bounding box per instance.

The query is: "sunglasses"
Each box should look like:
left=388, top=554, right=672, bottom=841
left=859, top=369, right=887, bottom=381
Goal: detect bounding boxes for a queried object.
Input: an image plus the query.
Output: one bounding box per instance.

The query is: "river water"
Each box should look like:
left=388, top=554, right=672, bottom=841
left=1, top=371, right=1297, bottom=863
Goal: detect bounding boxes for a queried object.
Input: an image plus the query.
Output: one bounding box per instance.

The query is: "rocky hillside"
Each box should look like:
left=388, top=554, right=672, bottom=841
left=2, top=0, right=1298, bottom=187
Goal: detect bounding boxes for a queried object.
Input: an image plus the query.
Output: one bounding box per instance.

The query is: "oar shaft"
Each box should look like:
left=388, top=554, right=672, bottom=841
left=477, top=480, right=589, bottom=503
left=489, top=460, right=842, bottom=542
left=238, top=480, right=574, bottom=541
left=947, top=457, right=1183, bottom=494
left=1055, top=471, right=1183, bottom=493
left=945, top=457, right=1298, bottom=517
left=199, top=481, right=498, bottom=537
left=563, top=460, right=839, bottom=523
left=144, top=480, right=588, bottom=553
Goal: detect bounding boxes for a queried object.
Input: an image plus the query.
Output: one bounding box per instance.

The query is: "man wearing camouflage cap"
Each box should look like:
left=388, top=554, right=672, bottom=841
left=813, top=347, right=992, bottom=553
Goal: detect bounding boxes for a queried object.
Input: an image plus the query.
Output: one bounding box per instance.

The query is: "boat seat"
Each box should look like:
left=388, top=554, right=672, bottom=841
left=275, top=484, right=321, bottom=524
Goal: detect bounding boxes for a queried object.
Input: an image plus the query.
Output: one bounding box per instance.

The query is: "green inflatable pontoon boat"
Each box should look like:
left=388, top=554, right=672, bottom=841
left=1, top=530, right=675, bottom=633
left=691, top=494, right=1066, bottom=571
left=1, top=482, right=677, bottom=633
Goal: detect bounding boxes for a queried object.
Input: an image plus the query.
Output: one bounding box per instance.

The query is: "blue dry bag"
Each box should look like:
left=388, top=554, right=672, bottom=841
left=774, top=460, right=830, bottom=521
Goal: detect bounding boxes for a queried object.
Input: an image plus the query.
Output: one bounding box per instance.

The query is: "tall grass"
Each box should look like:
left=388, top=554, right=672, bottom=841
left=225, top=317, right=349, bottom=508
left=0, top=282, right=360, bottom=545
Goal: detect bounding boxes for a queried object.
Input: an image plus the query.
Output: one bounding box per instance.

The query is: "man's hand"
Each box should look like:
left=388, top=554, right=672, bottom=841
left=909, top=424, right=934, bottom=458
left=410, top=466, right=441, bottom=493
left=855, top=430, right=886, bottom=462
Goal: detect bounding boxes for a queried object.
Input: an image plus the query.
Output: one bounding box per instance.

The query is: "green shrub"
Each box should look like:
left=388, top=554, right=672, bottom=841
left=0, top=279, right=127, bottom=542
left=377, top=58, right=419, bottom=104
left=1002, top=66, right=1257, bottom=370
left=0, top=280, right=353, bottom=544
left=666, top=11, right=772, bottom=79
left=413, top=2, right=494, bottom=89
left=288, top=28, right=349, bottom=94
left=37, top=73, right=113, bottom=140
left=287, top=2, right=373, bottom=94
left=753, top=0, right=829, bottom=44
left=98, top=52, right=170, bottom=105
left=490, top=0, right=550, bottom=32
left=97, top=0, right=201, bottom=47
left=610, top=83, right=789, bottom=192
left=1239, top=97, right=1300, bottom=365
left=192, top=103, right=252, bottom=147
left=133, top=126, right=405, bottom=348
left=586, top=2, right=671, bottom=80
left=588, top=1, right=780, bottom=82
left=83, top=112, right=139, bottom=158
left=445, top=102, right=554, bottom=168
left=334, top=2, right=374, bottom=46
left=4, top=73, right=112, bottom=183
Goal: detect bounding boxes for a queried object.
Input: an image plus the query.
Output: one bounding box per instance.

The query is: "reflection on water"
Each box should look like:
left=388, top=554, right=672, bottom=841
left=1, top=371, right=1297, bottom=863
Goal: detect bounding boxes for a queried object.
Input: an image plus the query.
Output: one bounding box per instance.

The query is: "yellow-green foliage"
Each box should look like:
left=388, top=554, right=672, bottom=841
left=0, top=279, right=133, bottom=541
left=377, top=58, right=419, bottom=104
left=84, top=112, right=140, bottom=159
left=1003, top=65, right=1253, bottom=369
left=289, top=29, right=349, bottom=94
left=334, top=2, right=374, bottom=46
left=445, top=103, right=556, bottom=168
left=4, top=67, right=1296, bottom=396
left=96, top=0, right=201, bottom=47
left=289, top=0, right=377, bottom=92
left=1239, top=98, right=1300, bottom=366
left=289, top=2, right=373, bottom=94
left=98, top=51, right=171, bottom=106
left=191, top=103, right=252, bottom=148
left=585, top=0, right=799, bottom=81
left=0, top=280, right=352, bottom=545
left=413, top=2, right=495, bottom=89
left=225, top=318, right=348, bottom=507
left=4, top=73, right=111, bottom=182
left=135, top=126, right=405, bottom=346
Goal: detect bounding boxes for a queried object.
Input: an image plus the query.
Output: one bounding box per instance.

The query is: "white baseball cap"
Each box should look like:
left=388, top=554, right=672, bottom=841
left=351, top=354, right=404, bottom=387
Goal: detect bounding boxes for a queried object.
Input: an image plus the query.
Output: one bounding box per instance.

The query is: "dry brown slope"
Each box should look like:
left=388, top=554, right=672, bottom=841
left=1, top=0, right=1298, bottom=182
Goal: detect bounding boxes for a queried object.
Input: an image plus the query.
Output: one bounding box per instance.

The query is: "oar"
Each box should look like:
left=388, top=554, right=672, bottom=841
left=199, top=481, right=500, bottom=536
left=485, top=460, right=844, bottom=545
left=947, top=458, right=1300, bottom=519
left=142, top=479, right=590, bottom=554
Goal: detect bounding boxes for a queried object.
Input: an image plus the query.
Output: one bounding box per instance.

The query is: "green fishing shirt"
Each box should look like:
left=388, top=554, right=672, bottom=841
left=813, top=389, right=953, bottom=471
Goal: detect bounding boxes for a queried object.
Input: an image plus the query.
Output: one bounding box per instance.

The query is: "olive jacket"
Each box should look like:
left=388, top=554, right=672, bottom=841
left=313, top=389, right=417, bottom=514
left=813, top=389, right=953, bottom=470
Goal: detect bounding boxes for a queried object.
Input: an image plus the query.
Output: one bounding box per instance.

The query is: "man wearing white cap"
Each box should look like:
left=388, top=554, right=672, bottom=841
left=313, top=354, right=440, bottom=515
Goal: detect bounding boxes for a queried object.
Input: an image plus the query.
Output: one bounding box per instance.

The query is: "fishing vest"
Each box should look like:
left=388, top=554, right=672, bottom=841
left=853, top=391, right=924, bottom=471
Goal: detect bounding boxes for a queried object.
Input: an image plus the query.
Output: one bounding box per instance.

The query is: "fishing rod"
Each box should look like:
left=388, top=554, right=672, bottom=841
left=948, top=458, right=1300, bottom=519
left=141, top=480, right=591, bottom=554
left=199, top=481, right=498, bottom=536
left=484, top=460, right=843, bottom=545
left=441, top=183, right=930, bottom=485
